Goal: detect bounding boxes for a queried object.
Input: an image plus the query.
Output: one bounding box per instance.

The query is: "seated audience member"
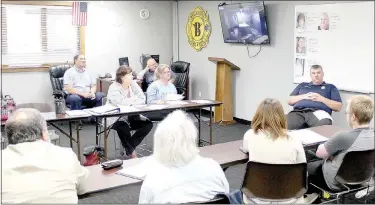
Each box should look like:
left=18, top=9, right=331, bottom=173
left=1, top=108, right=89, bottom=203
left=287, top=65, right=342, bottom=130
left=137, top=57, right=159, bottom=91
left=307, top=95, right=374, bottom=194
left=64, top=54, right=105, bottom=111
left=106, top=65, right=153, bottom=158
left=137, top=58, right=176, bottom=91
left=242, top=98, right=307, bottom=204
left=138, top=110, right=230, bottom=204
left=146, top=64, right=177, bottom=104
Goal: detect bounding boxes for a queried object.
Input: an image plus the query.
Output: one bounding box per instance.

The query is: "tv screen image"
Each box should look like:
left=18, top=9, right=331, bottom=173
left=218, top=2, right=270, bottom=44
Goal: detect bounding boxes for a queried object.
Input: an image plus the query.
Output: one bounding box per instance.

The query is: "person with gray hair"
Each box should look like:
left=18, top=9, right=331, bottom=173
left=2, top=108, right=89, bottom=203
left=138, top=110, right=229, bottom=204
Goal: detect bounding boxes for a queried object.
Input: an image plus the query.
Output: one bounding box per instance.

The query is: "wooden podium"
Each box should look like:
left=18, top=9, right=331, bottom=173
left=208, top=57, right=240, bottom=124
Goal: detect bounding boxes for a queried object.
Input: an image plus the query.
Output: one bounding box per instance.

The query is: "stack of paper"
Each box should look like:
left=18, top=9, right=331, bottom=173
left=66, top=110, right=90, bottom=117
left=190, top=100, right=212, bottom=104
left=41, top=112, right=57, bottom=120
left=117, top=105, right=139, bottom=113
left=116, top=157, right=157, bottom=180
left=166, top=101, right=189, bottom=105
left=84, top=104, right=120, bottom=115
left=146, top=105, right=169, bottom=110
left=288, top=129, right=328, bottom=145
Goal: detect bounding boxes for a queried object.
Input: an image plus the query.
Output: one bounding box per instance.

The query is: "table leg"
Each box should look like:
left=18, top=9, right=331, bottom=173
left=198, top=108, right=202, bottom=146
left=69, top=121, right=73, bottom=148
left=95, top=117, right=99, bottom=145
left=76, top=121, right=81, bottom=162
left=104, top=118, right=108, bottom=159
left=210, top=106, right=213, bottom=145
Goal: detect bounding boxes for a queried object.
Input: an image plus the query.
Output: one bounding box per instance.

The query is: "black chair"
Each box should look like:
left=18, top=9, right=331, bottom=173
left=171, top=61, right=190, bottom=100
left=241, top=161, right=308, bottom=204
left=310, top=149, right=375, bottom=204
left=49, top=65, right=71, bottom=99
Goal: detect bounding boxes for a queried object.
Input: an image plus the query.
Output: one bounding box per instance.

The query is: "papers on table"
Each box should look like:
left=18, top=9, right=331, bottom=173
left=117, top=105, right=139, bottom=113
left=190, top=100, right=212, bottom=104
left=146, top=105, right=169, bottom=110
left=165, top=100, right=189, bottom=105
left=288, top=129, right=328, bottom=145
left=66, top=110, right=90, bottom=117
left=116, top=157, right=157, bottom=180
left=41, top=112, right=58, bottom=120
left=84, top=104, right=120, bottom=115
left=313, top=110, right=333, bottom=121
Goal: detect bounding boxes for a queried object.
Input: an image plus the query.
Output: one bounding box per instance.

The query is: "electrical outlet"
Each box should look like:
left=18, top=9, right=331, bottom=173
left=198, top=92, right=202, bottom=98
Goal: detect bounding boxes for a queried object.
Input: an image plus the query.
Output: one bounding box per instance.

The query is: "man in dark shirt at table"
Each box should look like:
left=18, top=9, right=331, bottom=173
left=287, top=65, right=342, bottom=130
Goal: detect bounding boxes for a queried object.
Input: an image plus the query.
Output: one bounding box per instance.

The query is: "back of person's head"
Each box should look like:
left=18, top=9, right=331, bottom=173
left=252, top=98, right=288, bottom=139
left=154, top=64, right=170, bottom=80
left=153, top=110, right=199, bottom=167
left=5, top=108, right=47, bottom=145
left=348, top=95, right=374, bottom=125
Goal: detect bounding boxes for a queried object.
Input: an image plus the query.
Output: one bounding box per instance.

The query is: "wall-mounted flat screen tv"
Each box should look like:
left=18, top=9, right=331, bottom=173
left=218, top=1, right=270, bottom=45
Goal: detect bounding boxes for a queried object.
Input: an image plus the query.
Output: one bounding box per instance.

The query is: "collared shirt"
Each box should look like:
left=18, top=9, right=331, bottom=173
left=290, top=81, right=342, bottom=114
left=63, top=66, right=96, bottom=93
left=1, top=140, right=89, bottom=203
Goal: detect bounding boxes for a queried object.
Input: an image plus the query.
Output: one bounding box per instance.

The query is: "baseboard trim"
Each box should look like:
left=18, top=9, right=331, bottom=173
left=194, top=109, right=251, bottom=126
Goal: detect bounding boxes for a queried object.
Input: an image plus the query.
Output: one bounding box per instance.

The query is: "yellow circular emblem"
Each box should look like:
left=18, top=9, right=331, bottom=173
left=186, top=7, right=211, bottom=51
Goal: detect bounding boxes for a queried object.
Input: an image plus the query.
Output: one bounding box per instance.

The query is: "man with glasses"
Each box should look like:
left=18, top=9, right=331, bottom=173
left=137, top=57, right=175, bottom=92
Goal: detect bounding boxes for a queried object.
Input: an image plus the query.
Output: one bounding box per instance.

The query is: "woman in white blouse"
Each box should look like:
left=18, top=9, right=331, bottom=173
left=106, top=65, right=153, bottom=158
left=242, top=98, right=307, bottom=204
left=139, top=110, right=229, bottom=204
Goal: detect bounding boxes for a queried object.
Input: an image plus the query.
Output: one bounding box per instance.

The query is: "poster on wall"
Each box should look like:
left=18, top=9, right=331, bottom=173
left=293, top=2, right=374, bottom=94
left=186, top=6, right=212, bottom=51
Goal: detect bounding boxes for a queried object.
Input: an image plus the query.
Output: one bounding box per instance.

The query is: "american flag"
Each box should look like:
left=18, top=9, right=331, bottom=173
left=72, top=2, right=87, bottom=26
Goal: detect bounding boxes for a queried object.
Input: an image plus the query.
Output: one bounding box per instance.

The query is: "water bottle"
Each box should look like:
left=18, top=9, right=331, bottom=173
left=54, top=97, right=66, bottom=114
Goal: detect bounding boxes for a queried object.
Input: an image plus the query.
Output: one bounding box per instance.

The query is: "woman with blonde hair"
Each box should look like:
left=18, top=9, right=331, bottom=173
left=139, top=110, right=229, bottom=204
left=242, top=98, right=307, bottom=204
left=146, top=64, right=177, bottom=104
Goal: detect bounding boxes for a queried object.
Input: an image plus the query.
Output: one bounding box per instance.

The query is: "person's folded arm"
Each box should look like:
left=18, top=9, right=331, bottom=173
left=64, top=84, right=86, bottom=97
left=137, top=67, right=149, bottom=80
left=131, top=81, right=146, bottom=104
left=146, top=84, right=158, bottom=104
left=315, top=132, right=346, bottom=159
left=108, top=88, right=134, bottom=106
left=288, top=84, right=306, bottom=106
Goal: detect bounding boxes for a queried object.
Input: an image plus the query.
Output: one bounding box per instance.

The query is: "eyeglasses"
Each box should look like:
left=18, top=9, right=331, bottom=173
left=163, top=71, right=171, bottom=74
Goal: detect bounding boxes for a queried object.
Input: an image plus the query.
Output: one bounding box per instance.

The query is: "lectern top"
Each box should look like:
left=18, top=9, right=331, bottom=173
left=208, top=57, right=240, bottom=70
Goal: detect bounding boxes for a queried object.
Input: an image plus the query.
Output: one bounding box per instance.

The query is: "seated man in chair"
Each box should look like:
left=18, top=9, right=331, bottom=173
left=287, top=65, right=342, bottom=130
left=307, top=95, right=374, bottom=195
left=63, top=54, right=105, bottom=111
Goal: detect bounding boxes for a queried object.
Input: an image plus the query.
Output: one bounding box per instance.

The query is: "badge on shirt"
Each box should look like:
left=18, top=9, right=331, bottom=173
left=321, top=86, right=325, bottom=89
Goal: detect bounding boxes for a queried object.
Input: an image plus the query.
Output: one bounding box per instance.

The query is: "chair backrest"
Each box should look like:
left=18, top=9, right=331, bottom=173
left=335, top=149, right=375, bottom=185
left=171, top=61, right=190, bottom=100
left=241, top=161, right=307, bottom=201
left=189, top=195, right=231, bottom=204
left=17, top=103, right=53, bottom=112
left=49, top=65, right=71, bottom=94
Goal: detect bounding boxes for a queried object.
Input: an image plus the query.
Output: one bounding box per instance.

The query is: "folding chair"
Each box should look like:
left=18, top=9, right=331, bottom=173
left=310, top=149, right=375, bottom=204
left=241, top=161, right=308, bottom=204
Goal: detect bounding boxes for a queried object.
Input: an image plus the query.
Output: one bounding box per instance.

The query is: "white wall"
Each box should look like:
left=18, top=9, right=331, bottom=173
left=177, top=1, right=374, bottom=129
left=85, top=1, right=173, bottom=77
left=1, top=1, right=174, bottom=107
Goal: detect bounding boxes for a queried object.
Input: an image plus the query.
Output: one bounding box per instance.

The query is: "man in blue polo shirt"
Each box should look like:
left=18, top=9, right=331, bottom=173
left=287, top=65, right=342, bottom=130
